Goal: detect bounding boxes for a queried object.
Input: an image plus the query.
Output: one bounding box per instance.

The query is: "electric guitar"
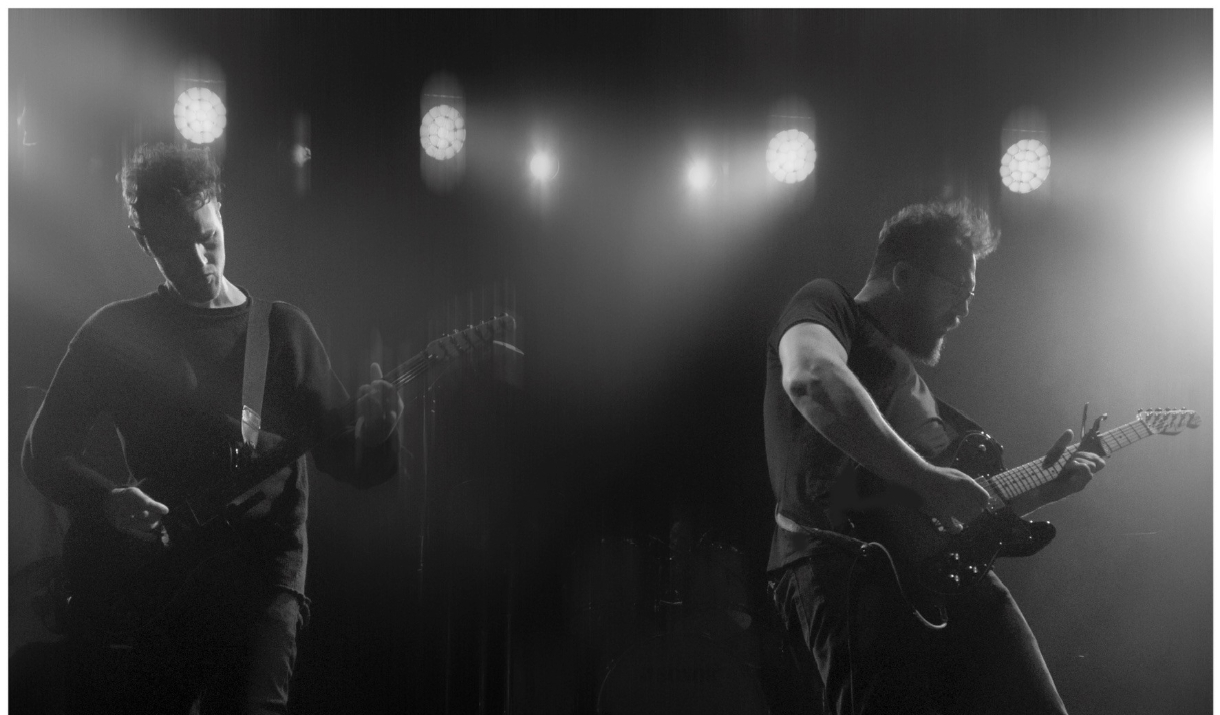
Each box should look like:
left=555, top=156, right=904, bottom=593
left=62, top=314, right=518, bottom=643
left=845, top=408, right=1200, bottom=610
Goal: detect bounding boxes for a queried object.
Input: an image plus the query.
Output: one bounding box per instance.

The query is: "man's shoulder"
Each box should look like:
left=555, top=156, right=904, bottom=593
left=265, top=299, right=322, bottom=343
left=77, top=291, right=163, bottom=335
left=792, top=277, right=852, bottom=302
left=769, top=278, right=860, bottom=350
left=267, top=299, right=311, bottom=323
left=779, top=277, right=858, bottom=321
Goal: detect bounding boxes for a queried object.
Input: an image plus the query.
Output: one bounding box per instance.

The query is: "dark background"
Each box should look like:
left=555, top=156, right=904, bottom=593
left=9, top=10, right=1212, bottom=714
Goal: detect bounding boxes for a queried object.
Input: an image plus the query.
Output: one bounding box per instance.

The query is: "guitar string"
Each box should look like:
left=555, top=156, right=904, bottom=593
left=367, top=316, right=507, bottom=386
left=1012, top=419, right=1162, bottom=494
left=325, top=319, right=504, bottom=417
left=982, top=414, right=1187, bottom=501
left=986, top=421, right=1151, bottom=500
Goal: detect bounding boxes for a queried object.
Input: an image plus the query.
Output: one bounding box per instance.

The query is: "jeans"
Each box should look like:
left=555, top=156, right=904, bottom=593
left=771, top=533, right=1067, bottom=715
left=64, top=556, right=307, bottom=715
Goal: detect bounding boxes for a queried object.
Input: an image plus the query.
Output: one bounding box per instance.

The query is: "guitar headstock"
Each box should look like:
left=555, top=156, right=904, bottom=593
left=425, top=313, right=518, bottom=361
left=1137, top=407, right=1201, bottom=435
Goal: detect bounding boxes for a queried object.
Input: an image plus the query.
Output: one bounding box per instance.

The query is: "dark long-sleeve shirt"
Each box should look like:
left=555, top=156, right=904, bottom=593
left=22, top=285, right=398, bottom=593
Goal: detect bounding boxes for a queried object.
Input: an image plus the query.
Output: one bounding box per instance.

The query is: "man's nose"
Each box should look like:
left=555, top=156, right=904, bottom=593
left=191, top=242, right=209, bottom=267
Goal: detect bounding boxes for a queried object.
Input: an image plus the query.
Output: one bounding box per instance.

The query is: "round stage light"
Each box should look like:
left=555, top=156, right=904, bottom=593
left=420, top=105, right=466, bottom=160
left=174, top=87, right=226, bottom=144
left=530, top=152, right=558, bottom=181
left=687, top=160, right=713, bottom=191
left=766, top=129, right=816, bottom=184
left=1000, top=139, right=1051, bottom=193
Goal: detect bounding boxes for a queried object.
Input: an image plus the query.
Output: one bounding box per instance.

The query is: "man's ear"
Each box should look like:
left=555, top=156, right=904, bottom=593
left=891, top=261, right=915, bottom=293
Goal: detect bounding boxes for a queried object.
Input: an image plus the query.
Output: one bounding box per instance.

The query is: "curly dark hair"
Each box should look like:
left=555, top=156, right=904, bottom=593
left=119, top=143, right=222, bottom=231
left=867, top=201, right=999, bottom=281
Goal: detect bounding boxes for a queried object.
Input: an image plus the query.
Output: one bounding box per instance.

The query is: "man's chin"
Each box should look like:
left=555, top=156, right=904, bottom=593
left=914, top=339, right=944, bottom=367
left=905, top=336, right=945, bottom=367
left=171, top=280, right=221, bottom=305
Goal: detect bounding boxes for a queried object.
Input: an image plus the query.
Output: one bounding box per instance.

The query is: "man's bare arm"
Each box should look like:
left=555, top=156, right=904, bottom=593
left=778, top=322, right=989, bottom=524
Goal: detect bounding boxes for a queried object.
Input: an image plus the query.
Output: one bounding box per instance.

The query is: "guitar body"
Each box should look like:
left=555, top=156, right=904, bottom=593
left=62, top=511, right=245, bottom=643
left=61, top=438, right=265, bottom=643
left=847, top=431, right=1056, bottom=602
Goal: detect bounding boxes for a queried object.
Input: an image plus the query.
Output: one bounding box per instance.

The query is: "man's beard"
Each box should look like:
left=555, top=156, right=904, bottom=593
left=909, top=335, right=945, bottom=366
left=895, top=309, right=948, bottom=366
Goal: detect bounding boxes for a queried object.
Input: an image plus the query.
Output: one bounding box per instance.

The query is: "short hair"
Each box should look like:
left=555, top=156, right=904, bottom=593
left=119, top=143, right=222, bottom=231
left=867, top=201, right=999, bottom=281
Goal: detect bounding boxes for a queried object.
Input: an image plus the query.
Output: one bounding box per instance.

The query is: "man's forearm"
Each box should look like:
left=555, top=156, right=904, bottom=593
left=786, top=358, right=934, bottom=493
left=22, top=449, right=116, bottom=514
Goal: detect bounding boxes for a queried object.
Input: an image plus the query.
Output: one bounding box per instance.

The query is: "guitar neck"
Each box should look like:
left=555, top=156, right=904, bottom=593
left=983, top=420, right=1154, bottom=502
left=183, top=316, right=515, bottom=524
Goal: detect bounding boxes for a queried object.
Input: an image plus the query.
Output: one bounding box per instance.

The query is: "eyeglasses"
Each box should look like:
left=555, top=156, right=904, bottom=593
left=912, top=264, right=976, bottom=304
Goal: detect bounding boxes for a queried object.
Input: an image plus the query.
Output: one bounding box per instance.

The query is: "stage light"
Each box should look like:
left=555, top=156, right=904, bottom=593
left=174, top=87, right=226, bottom=145
left=766, top=129, right=816, bottom=183
left=530, top=152, right=558, bottom=181
left=687, top=160, right=714, bottom=191
left=291, top=144, right=311, bottom=168
left=1000, top=139, right=1051, bottom=193
left=420, top=104, right=466, bottom=161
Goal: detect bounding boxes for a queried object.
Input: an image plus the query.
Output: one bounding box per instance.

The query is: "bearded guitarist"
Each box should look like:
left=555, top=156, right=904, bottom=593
left=765, top=201, right=1106, bottom=715
left=21, top=143, right=404, bottom=715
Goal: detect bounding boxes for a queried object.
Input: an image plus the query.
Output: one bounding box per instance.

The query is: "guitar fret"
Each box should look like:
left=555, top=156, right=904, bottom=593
left=1002, top=473, right=1019, bottom=500
left=988, top=418, right=1169, bottom=501
left=995, top=472, right=1013, bottom=498
left=1022, top=464, right=1041, bottom=491
left=993, top=473, right=1015, bottom=500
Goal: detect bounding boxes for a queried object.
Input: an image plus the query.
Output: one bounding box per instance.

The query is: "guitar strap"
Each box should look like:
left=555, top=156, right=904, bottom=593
left=934, top=398, right=985, bottom=440
left=241, top=298, right=273, bottom=450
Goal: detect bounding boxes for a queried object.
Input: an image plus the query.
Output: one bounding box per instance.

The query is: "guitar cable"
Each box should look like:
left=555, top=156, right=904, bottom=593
left=844, top=540, right=948, bottom=715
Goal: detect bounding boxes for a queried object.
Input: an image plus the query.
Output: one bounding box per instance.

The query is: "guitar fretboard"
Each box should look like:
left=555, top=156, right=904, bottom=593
left=982, top=420, right=1153, bottom=502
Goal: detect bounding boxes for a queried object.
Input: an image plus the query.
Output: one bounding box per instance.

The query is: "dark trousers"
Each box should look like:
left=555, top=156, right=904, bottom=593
left=771, top=535, right=1067, bottom=715
left=63, top=560, right=306, bottom=715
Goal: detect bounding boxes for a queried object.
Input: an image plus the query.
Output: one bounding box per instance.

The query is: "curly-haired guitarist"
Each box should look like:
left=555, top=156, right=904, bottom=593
left=765, top=201, right=1105, bottom=715
left=22, top=143, right=404, bottom=714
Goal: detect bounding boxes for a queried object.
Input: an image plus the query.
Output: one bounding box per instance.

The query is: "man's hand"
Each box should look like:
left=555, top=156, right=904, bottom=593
left=355, top=362, right=403, bottom=445
left=918, top=465, right=991, bottom=531
left=1039, top=428, right=1106, bottom=503
left=103, top=486, right=170, bottom=542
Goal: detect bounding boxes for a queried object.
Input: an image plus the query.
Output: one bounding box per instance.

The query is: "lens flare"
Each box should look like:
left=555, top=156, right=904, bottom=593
left=530, top=152, right=558, bottom=181
left=687, top=160, right=713, bottom=191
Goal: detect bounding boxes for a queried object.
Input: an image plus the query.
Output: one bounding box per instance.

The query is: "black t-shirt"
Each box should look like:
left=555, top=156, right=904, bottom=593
left=22, top=285, right=398, bottom=593
left=763, top=279, right=952, bottom=571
